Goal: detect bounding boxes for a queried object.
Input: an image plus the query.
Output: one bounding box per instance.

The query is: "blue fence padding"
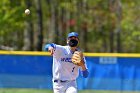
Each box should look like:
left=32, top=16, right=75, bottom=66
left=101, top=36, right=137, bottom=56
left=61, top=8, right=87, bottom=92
left=0, top=55, right=52, bottom=75
left=0, top=54, right=140, bottom=91
left=77, top=57, right=140, bottom=91
left=0, top=54, right=53, bottom=89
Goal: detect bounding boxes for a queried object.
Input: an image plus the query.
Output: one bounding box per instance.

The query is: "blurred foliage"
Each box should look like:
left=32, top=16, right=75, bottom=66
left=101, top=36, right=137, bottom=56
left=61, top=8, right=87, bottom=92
left=0, top=0, right=140, bottom=53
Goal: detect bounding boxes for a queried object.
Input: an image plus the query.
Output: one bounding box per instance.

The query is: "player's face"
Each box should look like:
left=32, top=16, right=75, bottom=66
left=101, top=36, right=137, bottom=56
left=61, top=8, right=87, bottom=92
left=68, top=36, right=79, bottom=41
left=67, top=36, right=79, bottom=47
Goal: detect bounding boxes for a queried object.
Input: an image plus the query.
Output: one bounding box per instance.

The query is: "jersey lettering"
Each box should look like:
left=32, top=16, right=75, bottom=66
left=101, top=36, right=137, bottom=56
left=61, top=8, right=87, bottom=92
left=61, top=57, right=72, bottom=63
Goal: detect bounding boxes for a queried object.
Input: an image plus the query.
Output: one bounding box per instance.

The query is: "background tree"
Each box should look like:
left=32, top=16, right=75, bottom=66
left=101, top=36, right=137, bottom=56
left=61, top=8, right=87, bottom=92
left=35, top=0, right=43, bottom=51
left=0, top=0, right=140, bottom=53
left=23, top=0, right=34, bottom=51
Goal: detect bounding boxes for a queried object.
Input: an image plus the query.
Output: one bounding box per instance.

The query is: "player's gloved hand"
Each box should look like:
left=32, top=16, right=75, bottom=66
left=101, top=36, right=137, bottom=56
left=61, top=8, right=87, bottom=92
left=48, top=47, right=54, bottom=55
left=71, top=51, right=85, bottom=66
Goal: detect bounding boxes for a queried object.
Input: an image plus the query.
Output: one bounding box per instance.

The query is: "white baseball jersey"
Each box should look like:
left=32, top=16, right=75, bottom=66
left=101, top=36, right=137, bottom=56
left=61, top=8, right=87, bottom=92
left=52, top=44, right=87, bottom=81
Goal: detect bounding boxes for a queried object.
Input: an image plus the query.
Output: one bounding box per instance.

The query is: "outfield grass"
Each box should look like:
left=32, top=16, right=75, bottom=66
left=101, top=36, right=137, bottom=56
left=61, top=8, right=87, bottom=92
left=0, top=88, right=139, bottom=93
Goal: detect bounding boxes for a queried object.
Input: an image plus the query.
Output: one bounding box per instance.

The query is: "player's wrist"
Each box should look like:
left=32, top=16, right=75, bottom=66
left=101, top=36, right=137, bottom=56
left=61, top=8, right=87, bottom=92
left=81, top=63, right=86, bottom=71
left=48, top=47, right=54, bottom=55
left=48, top=47, right=53, bottom=51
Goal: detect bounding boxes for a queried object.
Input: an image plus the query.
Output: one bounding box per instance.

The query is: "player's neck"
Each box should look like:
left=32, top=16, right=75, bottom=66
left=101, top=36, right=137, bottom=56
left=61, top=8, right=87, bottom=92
left=70, top=47, right=77, bottom=52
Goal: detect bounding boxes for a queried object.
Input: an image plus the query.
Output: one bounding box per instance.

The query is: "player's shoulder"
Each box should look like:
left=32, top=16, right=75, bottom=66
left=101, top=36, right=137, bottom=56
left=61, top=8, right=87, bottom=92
left=55, top=44, right=67, bottom=47
left=63, top=45, right=69, bottom=48
left=55, top=44, right=68, bottom=50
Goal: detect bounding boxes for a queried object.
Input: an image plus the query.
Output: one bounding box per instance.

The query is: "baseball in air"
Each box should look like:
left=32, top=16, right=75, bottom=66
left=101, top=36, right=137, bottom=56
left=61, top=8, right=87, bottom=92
left=25, top=9, right=30, bottom=15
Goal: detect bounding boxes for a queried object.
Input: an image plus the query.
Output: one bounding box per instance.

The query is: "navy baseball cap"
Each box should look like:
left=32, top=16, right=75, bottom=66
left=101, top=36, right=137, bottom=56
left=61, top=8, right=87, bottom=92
left=68, top=32, right=79, bottom=38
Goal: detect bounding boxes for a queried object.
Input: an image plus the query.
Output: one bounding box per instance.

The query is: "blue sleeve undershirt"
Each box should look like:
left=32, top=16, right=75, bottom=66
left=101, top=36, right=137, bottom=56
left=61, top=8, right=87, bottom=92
left=44, top=43, right=55, bottom=51
left=81, top=69, right=89, bottom=78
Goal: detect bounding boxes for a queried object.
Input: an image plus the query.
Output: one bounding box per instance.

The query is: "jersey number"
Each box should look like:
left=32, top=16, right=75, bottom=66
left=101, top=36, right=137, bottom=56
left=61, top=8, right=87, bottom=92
left=72, top=67, right=75, bottom=72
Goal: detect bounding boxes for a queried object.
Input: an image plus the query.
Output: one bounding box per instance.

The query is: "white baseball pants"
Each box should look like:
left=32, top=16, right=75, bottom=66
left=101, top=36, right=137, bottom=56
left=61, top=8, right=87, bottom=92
left=53, top=80, right=77, bottom=93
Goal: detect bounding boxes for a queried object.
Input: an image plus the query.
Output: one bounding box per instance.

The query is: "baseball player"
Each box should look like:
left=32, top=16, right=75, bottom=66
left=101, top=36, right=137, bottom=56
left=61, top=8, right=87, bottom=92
left=44, top=32, right=89, bottom=93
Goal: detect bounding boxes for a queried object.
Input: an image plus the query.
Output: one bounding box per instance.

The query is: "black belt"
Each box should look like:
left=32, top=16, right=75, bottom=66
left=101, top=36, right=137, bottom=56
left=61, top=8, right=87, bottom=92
left=54, top=80, right=68, bottom=83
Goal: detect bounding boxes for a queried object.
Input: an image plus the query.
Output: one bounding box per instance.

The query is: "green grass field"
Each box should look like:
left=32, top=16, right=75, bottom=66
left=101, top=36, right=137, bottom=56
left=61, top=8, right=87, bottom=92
left=0, top=88, right=139, bottom=93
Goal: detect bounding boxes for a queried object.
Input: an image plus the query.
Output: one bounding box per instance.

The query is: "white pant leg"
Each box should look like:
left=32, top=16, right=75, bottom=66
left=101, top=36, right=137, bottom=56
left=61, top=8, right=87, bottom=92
left=65, top=80, right=77, bottom=93
left=53, top=82, right=66, bottom=93
left=65, top=86, right=77, bottom=93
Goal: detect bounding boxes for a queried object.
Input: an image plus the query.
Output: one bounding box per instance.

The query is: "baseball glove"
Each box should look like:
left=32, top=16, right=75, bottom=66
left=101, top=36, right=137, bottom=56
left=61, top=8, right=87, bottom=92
left=71, top=51, right=84, bottom=66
